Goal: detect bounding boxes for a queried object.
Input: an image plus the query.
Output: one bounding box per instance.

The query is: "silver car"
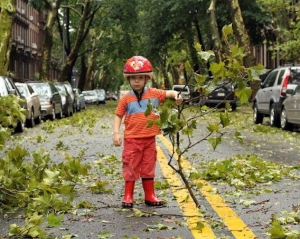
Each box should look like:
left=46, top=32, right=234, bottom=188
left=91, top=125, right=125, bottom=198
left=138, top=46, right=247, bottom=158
left=82, top=90, right=98, bottom=104
left=281, top=84, right=300, bottom=130
left=73, top=88, right=86, bottom=111
left=28, top=82, right=63, bottom=121
left=16, top=82, right=42, bottom=127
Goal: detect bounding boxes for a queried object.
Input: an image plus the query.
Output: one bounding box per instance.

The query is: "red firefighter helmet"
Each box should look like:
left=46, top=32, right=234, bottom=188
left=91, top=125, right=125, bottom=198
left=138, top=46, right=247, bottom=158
left=123, top=56, right=153, bottom=80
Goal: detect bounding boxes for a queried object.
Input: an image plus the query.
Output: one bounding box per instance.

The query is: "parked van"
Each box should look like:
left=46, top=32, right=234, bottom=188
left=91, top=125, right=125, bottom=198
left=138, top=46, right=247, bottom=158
left=172, top=85, right=190, bottom=101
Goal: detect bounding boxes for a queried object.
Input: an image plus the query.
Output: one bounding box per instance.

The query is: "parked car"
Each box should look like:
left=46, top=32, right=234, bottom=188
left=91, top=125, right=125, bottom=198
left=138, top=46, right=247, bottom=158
left=63, top=81, right=77, bottom=112
left=0, top=76, right=25, bottom=132
left=54, top=82, right=74, bottom=117
left=106, top=92, right=118, bottom=101
left=73, top=88, right=86, bottom=111
left=95, top=89, right=106, bottom=104
left=82, top=90, right=98, bottom=104
left=253, top=65, right=300, bottom=127
left=172, top=85, right=191, bottom=102
left=280, top=84, right=300, bottom=130
left=28, top=81, right=63, bottom=120
left=200, top=78, right=237, bottom=110
left=15, top=82, right=42, bottom=127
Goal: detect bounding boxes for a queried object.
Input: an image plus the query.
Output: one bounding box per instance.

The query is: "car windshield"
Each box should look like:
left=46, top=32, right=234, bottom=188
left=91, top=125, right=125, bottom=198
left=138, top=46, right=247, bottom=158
left=290, top=69, right=300, bottom=84
left=16, top=85, right=28, bottom=97
left=83, top=91, right=96, bottom=96
left=30, top=83, right=50, bottom=97
left=95, top=89, right=105, bottom=96
left=55, top=84, right=67, bottom=95
left=173, top=87, right=189, bottom=92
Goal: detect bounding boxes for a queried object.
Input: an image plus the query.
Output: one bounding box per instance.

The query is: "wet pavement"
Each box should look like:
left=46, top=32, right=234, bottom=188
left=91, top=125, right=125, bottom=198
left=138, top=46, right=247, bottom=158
left=0, top=104, right=299, bottom=239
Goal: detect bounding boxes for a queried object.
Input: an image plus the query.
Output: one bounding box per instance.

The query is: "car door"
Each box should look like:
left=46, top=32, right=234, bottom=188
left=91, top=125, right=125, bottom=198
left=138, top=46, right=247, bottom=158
left=27, top=84, right=40, bottom=117
left=257, top=70, right=278, bottom=113
left=286, top=85, right=300, bottom=123
left=50, top=83, right=62, bottom=114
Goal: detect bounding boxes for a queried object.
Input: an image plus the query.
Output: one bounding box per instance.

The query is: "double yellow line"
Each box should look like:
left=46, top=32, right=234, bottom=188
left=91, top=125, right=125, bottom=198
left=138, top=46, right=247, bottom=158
left=157, top=135, right=257, bottom=239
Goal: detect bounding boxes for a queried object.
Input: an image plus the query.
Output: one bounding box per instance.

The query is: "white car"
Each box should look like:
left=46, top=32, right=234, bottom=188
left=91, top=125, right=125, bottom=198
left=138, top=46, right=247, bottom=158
left=82, top=90, right=98, bottom=104
left=15, top=82, right=42, bottom=127
left=172, top=85, right=191, bottom=101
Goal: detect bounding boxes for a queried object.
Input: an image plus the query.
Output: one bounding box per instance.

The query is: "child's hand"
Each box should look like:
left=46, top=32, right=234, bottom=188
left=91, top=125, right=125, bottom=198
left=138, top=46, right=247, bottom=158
left=113, top=133, right=122, bottom=146
left=175, top=94, right=183, bottom=105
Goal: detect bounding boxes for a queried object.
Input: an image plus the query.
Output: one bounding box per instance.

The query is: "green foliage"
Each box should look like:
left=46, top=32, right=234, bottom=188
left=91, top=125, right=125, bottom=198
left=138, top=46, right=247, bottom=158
left=268, top=215, right=300, bottom=239
left=0, top=94, right=26, bottom=141
left=0, top=144, right=91, bottom=237
left=0, top=0, right=14, bottom=12
left=199, top=154, right=292, bottom=189
left=90, top=180, right=112, bottom=194
left=9, top=213, right=46, bottom=238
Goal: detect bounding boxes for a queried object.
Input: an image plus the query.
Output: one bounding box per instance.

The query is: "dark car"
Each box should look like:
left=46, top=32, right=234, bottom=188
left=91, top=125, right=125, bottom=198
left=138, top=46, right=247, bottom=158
left=54, top=82, right=74, bottom=117
left=200, top=78, right=237, bottom=110
left=0, top=76, right=26, bottom=133
left=28, top=81, right=63, bottom=120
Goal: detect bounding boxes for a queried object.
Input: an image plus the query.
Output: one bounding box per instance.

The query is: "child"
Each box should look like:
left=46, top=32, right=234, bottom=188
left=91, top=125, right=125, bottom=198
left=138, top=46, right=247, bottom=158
left=113, top=56, right=183, bottom=208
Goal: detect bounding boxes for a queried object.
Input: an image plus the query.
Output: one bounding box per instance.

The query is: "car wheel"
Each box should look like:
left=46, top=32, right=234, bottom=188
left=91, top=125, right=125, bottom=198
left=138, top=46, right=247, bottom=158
left=231, top=104, right=237, bottom=111
left=35, top=108, right=42, bottom=124
left=56, top=107, right=63, bottom=119
left=15, top=120, right=25, bottom=133
left=253, top=103, right=263, bottom=124
left=49, top=107, right=56, bottom=121
left=270, top=104, right=280, bottom=127
left=280, top=107, right=292, bottom=130
left=66, top=105, right=70, bottom=117
left=70, top=105, right=74, bottom=116
left=26, top=109, right=35, bottom=128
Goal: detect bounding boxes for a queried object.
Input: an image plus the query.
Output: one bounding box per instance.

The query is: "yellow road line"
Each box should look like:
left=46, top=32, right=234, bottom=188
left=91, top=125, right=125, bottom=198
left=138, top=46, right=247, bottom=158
left=158, top=135, right=257, bottom=239
left=157, top=145, right=217, bottom=238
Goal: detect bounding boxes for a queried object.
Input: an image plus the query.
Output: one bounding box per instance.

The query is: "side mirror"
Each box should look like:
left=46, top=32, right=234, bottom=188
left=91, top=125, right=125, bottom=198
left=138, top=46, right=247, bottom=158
left=286, top=88, right=294, bottom=95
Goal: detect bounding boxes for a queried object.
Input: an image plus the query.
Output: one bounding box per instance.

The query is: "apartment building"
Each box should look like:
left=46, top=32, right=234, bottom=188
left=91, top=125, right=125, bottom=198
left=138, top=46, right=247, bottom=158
left=9, top=0, right=60, bottom=81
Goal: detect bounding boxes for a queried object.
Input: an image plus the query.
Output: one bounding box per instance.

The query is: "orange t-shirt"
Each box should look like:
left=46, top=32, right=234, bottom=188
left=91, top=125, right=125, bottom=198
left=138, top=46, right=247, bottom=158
left=115, top=88, right=166, bottom=138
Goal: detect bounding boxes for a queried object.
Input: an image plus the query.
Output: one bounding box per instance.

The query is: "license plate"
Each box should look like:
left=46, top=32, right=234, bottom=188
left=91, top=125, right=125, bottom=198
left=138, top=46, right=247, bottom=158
left=217, top=93, right=225, bottom=96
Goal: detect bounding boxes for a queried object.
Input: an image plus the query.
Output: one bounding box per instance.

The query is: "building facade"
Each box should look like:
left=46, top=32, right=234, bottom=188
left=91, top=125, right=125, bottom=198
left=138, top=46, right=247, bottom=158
left=9, top=0, right=60, bottom=81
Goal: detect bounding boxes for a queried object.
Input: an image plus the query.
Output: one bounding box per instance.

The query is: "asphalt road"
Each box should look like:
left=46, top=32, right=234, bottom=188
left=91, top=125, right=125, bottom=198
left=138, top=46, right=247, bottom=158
left=0, top=103, right=299, bottom=239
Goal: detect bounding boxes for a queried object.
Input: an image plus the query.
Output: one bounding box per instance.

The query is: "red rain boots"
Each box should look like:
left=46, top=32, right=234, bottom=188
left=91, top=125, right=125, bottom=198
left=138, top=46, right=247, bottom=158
left=142, top=178, right=163, bottom=206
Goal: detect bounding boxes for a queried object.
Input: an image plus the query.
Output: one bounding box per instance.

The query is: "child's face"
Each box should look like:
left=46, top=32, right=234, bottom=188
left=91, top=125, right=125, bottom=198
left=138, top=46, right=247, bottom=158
left=129, top=75, right=148, bottom=92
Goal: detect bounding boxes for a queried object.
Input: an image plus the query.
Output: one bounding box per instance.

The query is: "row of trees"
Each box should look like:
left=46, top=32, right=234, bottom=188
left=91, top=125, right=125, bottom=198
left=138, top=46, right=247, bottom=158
left=0, top=0, right=299, bottom=92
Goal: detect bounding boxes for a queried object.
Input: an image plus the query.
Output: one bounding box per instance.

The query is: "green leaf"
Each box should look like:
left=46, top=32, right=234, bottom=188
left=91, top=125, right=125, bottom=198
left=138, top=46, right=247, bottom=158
left=47, top=212, right=64, bottom=226
left=98, top=231, right=113, bottom=238
left=220, top=113, right=230, bottom=127
left=208, top=137, right=222, bottom=150
left=144, top=99, right=153, bottom=117
left=195, top=221, right=205, bottom=231
left=184, top=61, right=193, bottom=74
left=207, top=123, right=219, bottom=133
left=268, top=218, right=287, bottom=239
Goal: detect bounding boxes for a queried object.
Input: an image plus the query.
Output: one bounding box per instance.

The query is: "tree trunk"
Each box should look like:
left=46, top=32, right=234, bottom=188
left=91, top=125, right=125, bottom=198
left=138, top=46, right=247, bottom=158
left=207, top=0, right=222, bottom=63
left=228, top=0, right=255, bottom=67
left=78, top=54, right=87, bottom=90
left=58, top=0, right=93, bottom=84
left=0, top=0, right=16, bottom=76
left=228, top=0, right=259, bottom=100
left=40, top=0, right=63, bottom=81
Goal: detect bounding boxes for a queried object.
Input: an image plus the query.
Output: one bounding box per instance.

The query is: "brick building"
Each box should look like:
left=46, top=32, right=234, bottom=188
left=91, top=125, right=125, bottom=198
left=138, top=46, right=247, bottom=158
left=9, top=0, right=60, bottom=81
